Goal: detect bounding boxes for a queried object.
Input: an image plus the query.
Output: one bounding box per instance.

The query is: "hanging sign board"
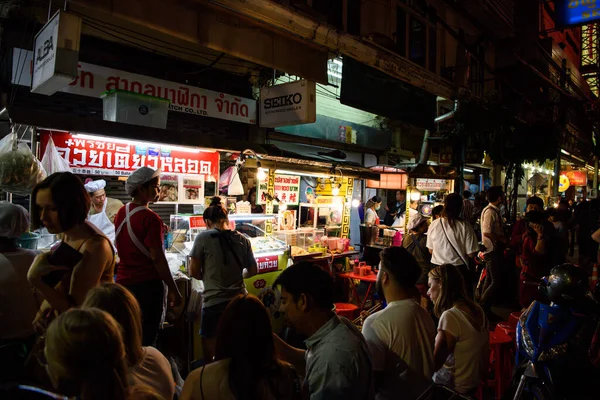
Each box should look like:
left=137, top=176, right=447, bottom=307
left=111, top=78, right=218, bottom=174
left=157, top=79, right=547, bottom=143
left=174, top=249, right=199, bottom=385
left=555, top=1, right=600, bottom=27
left=39, top=131, right=219, bottom=181
left=260, top=80, right=316, bottom=127
left=559, top=174, right=570, bottom=193
left=416, top=178, right=447, bottom=191
left=31, top=11, right=81, bottom=95
left=257, top=174, right=301, bottom=205
left=566, top=170, right=588, bottom=186
left=13, top=48, right=257, bottom=124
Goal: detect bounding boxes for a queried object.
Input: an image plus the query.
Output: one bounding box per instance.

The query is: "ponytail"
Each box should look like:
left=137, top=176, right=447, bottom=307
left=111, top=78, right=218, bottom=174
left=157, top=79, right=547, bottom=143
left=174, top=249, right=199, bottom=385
left=204, top=196, right=229, bottom=225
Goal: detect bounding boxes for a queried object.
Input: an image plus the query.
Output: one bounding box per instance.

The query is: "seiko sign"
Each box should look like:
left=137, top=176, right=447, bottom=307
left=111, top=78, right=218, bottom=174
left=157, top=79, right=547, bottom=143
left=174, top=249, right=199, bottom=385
left=259, top=80, right=316, bottom=128
left=31, top=10, right=81, bottom=95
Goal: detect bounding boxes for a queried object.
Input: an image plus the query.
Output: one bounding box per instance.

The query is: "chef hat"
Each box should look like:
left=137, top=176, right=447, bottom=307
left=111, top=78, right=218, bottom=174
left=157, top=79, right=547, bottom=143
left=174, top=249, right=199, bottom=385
left=407, top=214, right=428, bottom=231
left=84, top=179, right=107, bottom=193
left=0, top=202, right=30, bottom=238
left=125, top=167, right=161, bottom=196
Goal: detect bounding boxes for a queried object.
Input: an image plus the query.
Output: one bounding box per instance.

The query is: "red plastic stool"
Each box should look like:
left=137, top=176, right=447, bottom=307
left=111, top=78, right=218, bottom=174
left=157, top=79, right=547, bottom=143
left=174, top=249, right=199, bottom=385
left=333, top=302, right=359, bottom=319
left=488, top=330, right=514, bottom=399
left=507, top=311, right=522, bottom=330
left=495, top=322, right=516, bottom=341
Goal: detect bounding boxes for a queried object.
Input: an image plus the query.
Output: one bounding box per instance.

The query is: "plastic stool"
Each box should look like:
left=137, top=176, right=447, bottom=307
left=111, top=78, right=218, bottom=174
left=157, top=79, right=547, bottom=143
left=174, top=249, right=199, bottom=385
left=495, top=322, right=516, bottom=341
left=333, top=302, right=359, bottom=319
left=507, top=311, right=522, bottom=330
left=488, top=330, right=514, bottom=399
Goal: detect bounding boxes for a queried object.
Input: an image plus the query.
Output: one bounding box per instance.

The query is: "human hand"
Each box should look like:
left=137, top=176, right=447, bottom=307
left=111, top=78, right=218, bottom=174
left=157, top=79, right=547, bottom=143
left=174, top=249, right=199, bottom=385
left=27, top=253, right=68, bottom=285
left=168, top=289, right=183, bottom=307
left=530, top=223, right=544, bottom=236
left=32, top=309, right=50, bottom=334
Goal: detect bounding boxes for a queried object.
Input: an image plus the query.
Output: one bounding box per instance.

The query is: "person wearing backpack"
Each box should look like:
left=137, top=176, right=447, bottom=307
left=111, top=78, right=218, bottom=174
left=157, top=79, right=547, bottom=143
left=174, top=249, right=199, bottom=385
left=189, top=196, right=258, bottom=363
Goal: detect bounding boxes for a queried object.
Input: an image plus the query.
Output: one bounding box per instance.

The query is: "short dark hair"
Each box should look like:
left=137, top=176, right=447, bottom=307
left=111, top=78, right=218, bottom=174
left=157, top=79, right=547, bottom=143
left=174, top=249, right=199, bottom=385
left=432, top=205, right=443, bottom=218
left=487, top=186, right=504, bottom=203
left=441, top=193, right=463, bottom=222
left=380, top=247, right=421, bottom=289
left=273, top=262, right=333, bottom=310
left=463, top=191, right=471, bottom=198
left=526, top=196, right=544, bottom=209
left=31, top=172, right=91, bottom=231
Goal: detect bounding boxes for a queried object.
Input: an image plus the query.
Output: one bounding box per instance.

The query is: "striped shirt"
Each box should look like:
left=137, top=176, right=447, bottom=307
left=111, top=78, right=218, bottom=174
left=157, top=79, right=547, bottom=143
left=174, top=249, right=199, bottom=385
left=462, top=199, right=475, bottom=223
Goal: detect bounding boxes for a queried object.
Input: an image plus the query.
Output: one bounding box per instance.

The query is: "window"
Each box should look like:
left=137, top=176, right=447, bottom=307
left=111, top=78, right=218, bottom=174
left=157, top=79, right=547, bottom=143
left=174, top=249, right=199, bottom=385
left=395, top=2, right=438, bottom=72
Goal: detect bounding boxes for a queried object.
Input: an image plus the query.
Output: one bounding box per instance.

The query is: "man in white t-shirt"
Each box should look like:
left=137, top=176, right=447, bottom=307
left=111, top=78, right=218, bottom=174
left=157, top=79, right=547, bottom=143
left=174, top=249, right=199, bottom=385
left=362, top=247, right=436, bottom=400
left=480, top=186, right=507, bottom=314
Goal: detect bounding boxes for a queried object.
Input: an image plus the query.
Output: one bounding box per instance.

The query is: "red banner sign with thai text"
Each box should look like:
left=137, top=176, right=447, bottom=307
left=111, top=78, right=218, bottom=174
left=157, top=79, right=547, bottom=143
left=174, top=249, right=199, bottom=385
left=256, top=255, right=279, bottom=274
left=39, top=131, right=219, bottom=181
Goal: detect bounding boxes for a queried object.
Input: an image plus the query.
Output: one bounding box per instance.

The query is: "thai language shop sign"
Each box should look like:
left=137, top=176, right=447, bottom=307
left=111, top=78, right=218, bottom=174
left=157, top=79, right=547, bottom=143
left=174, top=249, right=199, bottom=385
left=39, top=130, right=219, bottom=181
left=13, top=48, right=256, bottom=124
left=257, top=174, right=301, bottom=205
left=555, top=1, right=600, bottom=27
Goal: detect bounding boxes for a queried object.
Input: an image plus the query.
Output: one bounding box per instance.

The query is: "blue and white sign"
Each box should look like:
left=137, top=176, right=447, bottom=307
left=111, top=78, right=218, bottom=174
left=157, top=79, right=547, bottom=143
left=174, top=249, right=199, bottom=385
left=556, top=1, right=600, bottom=27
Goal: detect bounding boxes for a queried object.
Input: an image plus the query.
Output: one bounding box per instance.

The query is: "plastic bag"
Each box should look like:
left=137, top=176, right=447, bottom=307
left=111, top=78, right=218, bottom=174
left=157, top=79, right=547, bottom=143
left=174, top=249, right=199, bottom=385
left=41, top=136, right=72, bottom=175
left=0, top=132, right=47, bottom=196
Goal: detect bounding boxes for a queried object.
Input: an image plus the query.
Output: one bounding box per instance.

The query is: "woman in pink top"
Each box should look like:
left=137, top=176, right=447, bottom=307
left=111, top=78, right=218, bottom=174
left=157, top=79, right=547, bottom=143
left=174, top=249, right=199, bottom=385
left=428, top=264, right=489, bottom=395
left=83, top=283, right=175, bottom=400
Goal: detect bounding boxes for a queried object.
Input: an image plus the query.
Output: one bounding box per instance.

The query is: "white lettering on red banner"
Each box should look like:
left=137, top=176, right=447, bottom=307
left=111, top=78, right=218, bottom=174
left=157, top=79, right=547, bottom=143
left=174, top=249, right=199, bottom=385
left=13, top=48, right=257, bottom=125
left=39, top=131, right=219, bottom=181
left=257, top=174, right=301, bottom=205
left=255, top=255, right=279, bottom=274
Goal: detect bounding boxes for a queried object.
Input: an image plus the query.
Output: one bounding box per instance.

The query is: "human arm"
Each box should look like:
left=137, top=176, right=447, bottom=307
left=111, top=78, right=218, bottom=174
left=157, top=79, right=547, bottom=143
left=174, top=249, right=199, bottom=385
left=243, top=238, right=258, bottom=279
left=482, top=209, right=507, bottom=243
left=144, top=213, right=182, bottom=306
left=362, top=316, right=388, bottom=393
left=592, top=228, right=600, bottom=244
left=434, top=330, right=457, bottom=371
left=149, top=247, right=182, bottom=306
left=530, top=224, right=547, bottom=255
left=272, top=333, right=307, bottom=375
left=28, top=236, right=113, bottom=312
left=189, top=256, right=203, bottom=280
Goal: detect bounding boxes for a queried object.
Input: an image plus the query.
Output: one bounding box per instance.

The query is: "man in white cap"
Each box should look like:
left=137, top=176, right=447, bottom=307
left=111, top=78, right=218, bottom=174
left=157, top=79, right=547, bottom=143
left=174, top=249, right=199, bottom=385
left=84, top=179, right=123, bottom=243
left=0, top=202, right=43, bottom=380
left=113, top=167, right=182, bottom=346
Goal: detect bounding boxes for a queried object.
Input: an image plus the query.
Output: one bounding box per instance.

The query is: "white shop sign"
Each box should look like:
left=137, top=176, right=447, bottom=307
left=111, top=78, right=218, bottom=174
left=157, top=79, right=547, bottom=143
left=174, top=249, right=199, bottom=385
left=416, top=178, right=447, bottom=191
left=31, top=11, right=81, bottom=95
left=13, top=48, right=257, bottom=124
left=259, top=80, right=316, bottom=128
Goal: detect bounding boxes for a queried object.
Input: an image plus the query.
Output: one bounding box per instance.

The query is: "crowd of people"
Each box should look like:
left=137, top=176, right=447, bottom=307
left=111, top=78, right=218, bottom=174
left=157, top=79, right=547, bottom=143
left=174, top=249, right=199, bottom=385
left=2, top=169, right=600, bottom=399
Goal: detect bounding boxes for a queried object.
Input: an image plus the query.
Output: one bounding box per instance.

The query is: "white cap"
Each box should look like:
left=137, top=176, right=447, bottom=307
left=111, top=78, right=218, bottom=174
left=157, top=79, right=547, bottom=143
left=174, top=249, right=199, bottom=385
left=407, top=214, right=428, bottom=231
left=84, top=179, right=106, bottom=193
left=125, top=167, right=161, bottom=196
left=0, top=202, right=30, bottom=238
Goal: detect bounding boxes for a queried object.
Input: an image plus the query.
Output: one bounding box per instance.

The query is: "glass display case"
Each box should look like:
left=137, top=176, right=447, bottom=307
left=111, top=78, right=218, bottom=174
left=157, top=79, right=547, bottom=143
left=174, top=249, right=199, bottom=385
left=167, top=213, right=288, bottom=271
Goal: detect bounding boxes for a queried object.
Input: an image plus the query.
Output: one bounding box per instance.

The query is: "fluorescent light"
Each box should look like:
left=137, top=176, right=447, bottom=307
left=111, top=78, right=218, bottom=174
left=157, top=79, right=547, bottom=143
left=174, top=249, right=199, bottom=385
left=332, top=59, right=343, bottom=66
left=73, top=134, right=205, bottom=154
left=257, top=168, right=267, bottom=181
left=561, top=149, right=571, bottom=156
left=327, top=71, right=342, bottom=79
left=275, top=169, right=331, bottom=178
left=229, top=214, right=276, bottom=221
left=253, top=249, right=286, bottom=258
left=464, top=168, right=474, bottom=173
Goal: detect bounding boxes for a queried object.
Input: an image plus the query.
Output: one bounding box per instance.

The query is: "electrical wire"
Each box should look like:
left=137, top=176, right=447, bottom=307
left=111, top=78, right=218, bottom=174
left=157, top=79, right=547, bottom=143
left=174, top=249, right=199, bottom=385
left=82, top=21, right=258, bottom=77
left=69, top=10, right=243, bottom=62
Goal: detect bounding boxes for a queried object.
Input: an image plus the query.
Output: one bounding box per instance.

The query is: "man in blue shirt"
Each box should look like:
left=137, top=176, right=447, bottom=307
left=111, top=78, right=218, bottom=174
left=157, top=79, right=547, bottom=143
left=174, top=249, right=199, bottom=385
left=273, top=262, right=374, bottom=400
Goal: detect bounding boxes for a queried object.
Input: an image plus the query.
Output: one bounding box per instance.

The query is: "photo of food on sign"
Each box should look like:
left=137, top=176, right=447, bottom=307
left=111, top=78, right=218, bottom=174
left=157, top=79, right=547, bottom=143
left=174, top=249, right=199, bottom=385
left=158, top=174, right=179, bottom=202
left=181, top=175, right=204, bottom=203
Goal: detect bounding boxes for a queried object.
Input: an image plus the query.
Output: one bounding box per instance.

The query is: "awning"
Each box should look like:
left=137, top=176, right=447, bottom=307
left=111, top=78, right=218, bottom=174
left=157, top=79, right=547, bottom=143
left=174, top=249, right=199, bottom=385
left=6, top=105, right=378, bottom=180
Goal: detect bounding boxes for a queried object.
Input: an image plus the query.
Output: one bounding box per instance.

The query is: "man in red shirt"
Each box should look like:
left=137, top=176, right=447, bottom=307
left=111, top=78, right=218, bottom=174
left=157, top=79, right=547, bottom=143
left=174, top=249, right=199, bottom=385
left=114, top=167, right=182, bottom=346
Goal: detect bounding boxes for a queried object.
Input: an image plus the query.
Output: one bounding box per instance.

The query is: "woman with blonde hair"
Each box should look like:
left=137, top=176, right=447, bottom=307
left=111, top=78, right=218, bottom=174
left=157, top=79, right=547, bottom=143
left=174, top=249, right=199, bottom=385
left=427, top=264, right=488, bottom=395
left=83, top=283, right=175, bottom=400
left=42, top=308, right=130, bottom=400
